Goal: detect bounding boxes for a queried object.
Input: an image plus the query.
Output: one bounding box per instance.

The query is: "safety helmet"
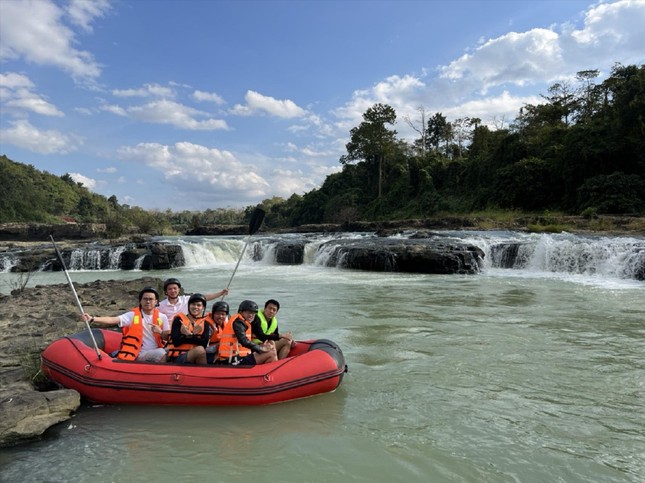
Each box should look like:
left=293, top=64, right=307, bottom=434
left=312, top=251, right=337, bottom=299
left=163, top=278, right=182, bottom=291
left=211, top=301, right=230, bottom=315
left=138, top=286, right=159, bottom=301
left=238, top=300, right=259, bottom=313
left=188, top=293, right=207, bottom=307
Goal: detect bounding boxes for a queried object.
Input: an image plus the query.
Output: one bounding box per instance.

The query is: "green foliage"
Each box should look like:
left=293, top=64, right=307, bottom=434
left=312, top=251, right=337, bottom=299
left=577, top=172, right=645, bottom=214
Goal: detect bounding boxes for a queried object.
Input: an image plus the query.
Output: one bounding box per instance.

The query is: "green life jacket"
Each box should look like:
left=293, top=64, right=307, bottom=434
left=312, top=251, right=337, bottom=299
left=253, top=310, right=278, bottom=343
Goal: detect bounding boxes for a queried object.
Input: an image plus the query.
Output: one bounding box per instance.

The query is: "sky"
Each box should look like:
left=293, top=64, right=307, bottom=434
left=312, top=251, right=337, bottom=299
left=1, top=0, right=644, bottom=212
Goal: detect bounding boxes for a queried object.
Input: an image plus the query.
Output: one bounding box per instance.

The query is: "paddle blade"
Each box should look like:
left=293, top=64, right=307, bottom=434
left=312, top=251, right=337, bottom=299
left=248, top=207, right=265, bottom=235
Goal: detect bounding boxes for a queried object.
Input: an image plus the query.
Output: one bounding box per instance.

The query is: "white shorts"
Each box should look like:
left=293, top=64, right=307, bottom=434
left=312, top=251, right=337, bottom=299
left=138, top=348, right=167, bottom=362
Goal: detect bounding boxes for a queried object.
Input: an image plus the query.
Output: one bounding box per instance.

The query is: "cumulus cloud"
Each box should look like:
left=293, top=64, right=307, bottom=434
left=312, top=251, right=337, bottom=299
left=117, top=141, right=269, bottom=203
left=193, top=90, right=226, bottom=105
left=112, top=83, right=175, bottom=98
left=332, top=0, right=645, bottom=140
left=69, top=172, right=97, bottom=189
left=440, top=29, right=563, bottom=92
left=0, top=72, right=64, bottom=117
left=99, top=99, right=228, bottom=130
left=127, top=100, right=229, bottom=130
left=0, top=120, right=82, bottom=154
left=231, top=90, right=307, bottom=118
left=0, top=0, right=104, bottom=81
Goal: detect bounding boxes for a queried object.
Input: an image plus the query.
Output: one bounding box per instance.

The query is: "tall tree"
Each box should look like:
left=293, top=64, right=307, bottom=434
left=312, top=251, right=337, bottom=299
left=340, top=103, right=397, bottom=199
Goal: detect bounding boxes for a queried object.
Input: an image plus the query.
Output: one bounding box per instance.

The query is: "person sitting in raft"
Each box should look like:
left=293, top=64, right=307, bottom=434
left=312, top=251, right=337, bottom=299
left=251, top=299, right=295, bottom=360
left=158, top=277, right=229, bottom=322
left=83, top=286, right=170, bottom=362
left=203, top=300, right=229, bottom=364
left=216, top=300, right=277, bottom=366
left=166, top=293, right=210, bottom=364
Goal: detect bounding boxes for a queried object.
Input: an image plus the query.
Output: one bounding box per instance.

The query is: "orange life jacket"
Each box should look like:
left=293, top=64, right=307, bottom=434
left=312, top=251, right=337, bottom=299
left=217, top=313, right=251, bottom=362
left=203, top=314, right=222, bottom=345
left=167, top=313, right=206, bottom=360
left=117, top=307, right=164, bottom=361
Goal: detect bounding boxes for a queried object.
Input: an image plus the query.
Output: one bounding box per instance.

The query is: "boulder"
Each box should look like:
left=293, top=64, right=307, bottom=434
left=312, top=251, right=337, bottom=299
left=274, top=241, right=306, bottom=264
left=318, top=238, right=484, bottom=274
left=0, top=277, right=163, bottom=446
left=0, top=387, right=80, bottom=446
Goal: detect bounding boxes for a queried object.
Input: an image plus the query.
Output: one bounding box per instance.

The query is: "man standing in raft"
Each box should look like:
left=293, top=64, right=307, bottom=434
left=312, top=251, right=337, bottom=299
left=158, top=277, right=229, bottom=322
left=217, top=300, right=277, bottom=366
left=82, top=287, right=170, bottom=362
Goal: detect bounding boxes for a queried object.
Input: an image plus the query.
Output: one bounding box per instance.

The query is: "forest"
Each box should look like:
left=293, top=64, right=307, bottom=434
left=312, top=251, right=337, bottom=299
left=1, top=63, right=643, bottom=235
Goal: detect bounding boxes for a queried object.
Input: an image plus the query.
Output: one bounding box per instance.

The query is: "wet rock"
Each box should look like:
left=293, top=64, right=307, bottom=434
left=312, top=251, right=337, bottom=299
left=274, top=241, right=306, bottom=264
left=0, top=388, right=80, bottom=446
left=318, top=238, right=484, bottom=274
left=0, top=277, right=163, bottom=447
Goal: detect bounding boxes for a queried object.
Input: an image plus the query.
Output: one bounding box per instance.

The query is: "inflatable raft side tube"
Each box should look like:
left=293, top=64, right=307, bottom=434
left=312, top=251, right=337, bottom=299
left=67, top=329, right=107, bottom=351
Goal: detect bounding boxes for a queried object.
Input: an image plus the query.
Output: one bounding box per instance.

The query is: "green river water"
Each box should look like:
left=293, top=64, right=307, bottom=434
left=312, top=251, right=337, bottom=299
left=0, top=234, right=643, bottom=482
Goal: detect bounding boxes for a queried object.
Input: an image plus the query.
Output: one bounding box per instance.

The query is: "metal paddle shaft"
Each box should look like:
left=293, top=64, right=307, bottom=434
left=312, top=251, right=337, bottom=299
left=50, top=235, right=102, bottom=359
left=222, top=207, right=265, bottom=297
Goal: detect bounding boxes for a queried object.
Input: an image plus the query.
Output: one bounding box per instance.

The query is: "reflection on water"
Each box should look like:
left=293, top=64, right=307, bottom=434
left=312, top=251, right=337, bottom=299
left=1, top=255, right=644, bottom=482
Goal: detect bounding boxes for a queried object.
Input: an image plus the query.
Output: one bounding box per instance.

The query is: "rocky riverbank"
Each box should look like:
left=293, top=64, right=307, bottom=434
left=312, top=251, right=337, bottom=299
left=0, top=277, right=163, bottom=447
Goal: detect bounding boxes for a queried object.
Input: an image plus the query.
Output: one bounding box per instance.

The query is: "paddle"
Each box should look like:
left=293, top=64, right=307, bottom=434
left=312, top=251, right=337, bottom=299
left=222, top=207, right=265, bottom=298
left=50, top=235, right=102, bottom=359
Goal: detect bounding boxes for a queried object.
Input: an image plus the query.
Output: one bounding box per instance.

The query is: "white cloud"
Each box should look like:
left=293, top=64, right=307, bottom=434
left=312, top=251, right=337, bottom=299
left=332, top=0, right=645, bottom=142
left=440, top=28, right=562, bottom=92
left=126, top=100, right=229, bottom=130
left=0, top=72, right=34, bottom=89
left=100, top=104, right=127, bottom=116
left=193, top=90, right=226, bottom=105
left=0, top=0, right=102, bottom=81
left=69, top=172, right=97, bottom=189
left=97, top=166, right=117, bottom=174
left=112, top=83, right=175, bottom=98
left=231, top=90, right=307, bottom=118
left=441, top=91, right=542, bottom=127
left=0, top=120, right=82, bottom=154
left=0, top=72, right=64, bottom=116
left=65, top=0, right=111, bottom=33
left=117, top=141, right=270, bottom=204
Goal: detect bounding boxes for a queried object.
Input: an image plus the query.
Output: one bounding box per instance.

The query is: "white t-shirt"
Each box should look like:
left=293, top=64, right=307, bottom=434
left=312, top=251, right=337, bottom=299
left=118, top=310, right=170, bottom=351
left=158, top=295, right=190, bottom=323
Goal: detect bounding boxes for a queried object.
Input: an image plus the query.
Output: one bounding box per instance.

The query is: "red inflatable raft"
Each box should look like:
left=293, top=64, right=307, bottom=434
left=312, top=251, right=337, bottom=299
left=41, top=329, right=347, bottom=406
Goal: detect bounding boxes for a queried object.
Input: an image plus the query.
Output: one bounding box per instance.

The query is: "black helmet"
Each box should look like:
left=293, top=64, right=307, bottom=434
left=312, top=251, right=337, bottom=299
left=238, top=300, right=258, bottom=313
left=188, top=293, right=207, bottom=306
left=139, top=286, right=159, bottom=301
left=211, top=301, right=230, bottom=315
left=163, top=278, right=181, bottom=291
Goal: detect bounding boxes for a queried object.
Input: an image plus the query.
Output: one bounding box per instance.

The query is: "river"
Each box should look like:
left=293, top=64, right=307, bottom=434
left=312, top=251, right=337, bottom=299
left=1, top=231, right=644, bottom=482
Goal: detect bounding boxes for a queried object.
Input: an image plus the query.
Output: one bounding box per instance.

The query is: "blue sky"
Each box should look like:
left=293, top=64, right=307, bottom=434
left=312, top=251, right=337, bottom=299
left=1, top=0, right=644, bottom=211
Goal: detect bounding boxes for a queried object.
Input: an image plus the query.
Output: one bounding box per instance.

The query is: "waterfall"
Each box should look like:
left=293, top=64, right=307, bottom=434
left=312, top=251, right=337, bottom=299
left=468, top=232, right=645, bottom=281
left=108, top=246, right=127, bottom=270
left=0, top=255, right=17, bottom=273
left=133, top=255, right=147, bottom=270
left=173, top=237, right=241, bottom=267
left=68, top=249, right=84, bottom=270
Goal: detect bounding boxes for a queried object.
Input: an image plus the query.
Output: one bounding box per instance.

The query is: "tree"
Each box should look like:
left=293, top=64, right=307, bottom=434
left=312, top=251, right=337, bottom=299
left=425, top=112, right=453, bottom=155
left=403, top=105, right=428, bottom=156
left=341, top=103, right=398, bottom=199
